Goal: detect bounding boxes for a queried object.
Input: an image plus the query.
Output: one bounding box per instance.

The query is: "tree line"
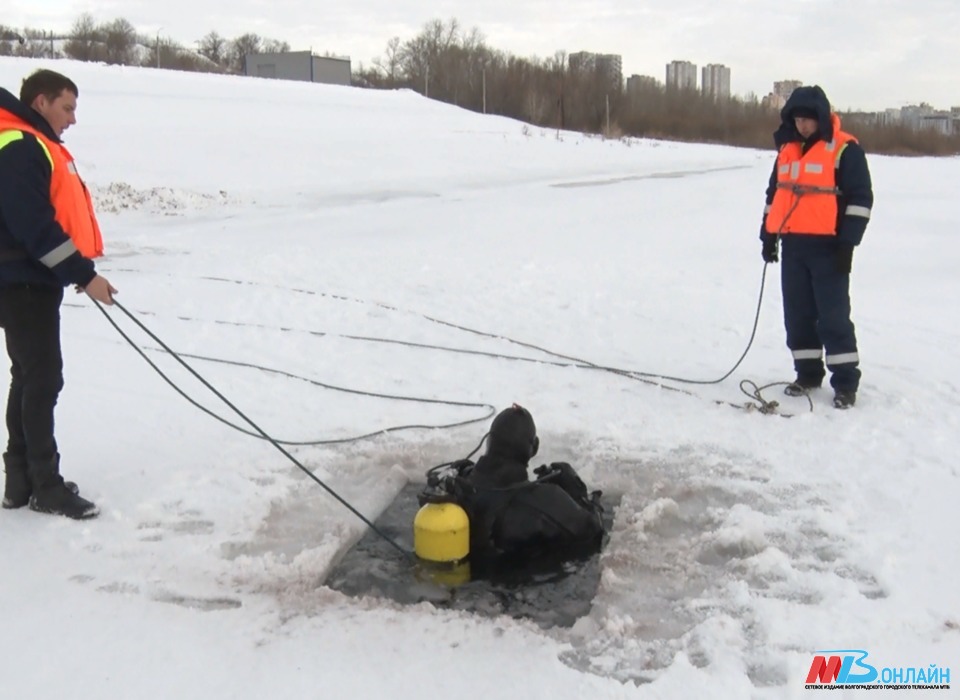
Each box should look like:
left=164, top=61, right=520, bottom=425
left=1, top=16, right=289, bottom=75
left=355, top=19, right=959, bottom=156
left=2, top=16, right=957, bottom=156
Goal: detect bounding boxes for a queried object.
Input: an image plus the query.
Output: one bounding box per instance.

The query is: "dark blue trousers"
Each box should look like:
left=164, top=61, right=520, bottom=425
left=0, top=284, right=64, bottom=466
left=781, top=248, right=860, bottom=392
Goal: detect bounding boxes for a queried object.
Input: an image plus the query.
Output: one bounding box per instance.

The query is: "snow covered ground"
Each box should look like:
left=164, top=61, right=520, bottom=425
left=1, top=57, right=958, bottom=698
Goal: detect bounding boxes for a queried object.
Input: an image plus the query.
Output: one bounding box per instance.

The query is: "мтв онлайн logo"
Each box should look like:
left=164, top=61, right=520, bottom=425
left=805, top=649, right=951, bottom=689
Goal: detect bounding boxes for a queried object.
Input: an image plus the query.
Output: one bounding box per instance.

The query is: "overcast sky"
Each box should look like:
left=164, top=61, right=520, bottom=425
left=9, top=0, right=959, bottom=112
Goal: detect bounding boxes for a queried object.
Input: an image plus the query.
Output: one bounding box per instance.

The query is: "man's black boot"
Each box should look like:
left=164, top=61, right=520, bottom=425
left=784, top=376, right=824, bottom=397
left=27, top=456, right=97, bottom=520
left=2, top=452, right=31, bottom=509
left=3, top=452, right=79, bottom=510
left=833, top=391, right=857, bottom=410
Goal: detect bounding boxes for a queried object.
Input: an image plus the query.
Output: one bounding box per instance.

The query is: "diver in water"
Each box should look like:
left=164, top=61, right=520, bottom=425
left=422, top=404, right=605, bottom=574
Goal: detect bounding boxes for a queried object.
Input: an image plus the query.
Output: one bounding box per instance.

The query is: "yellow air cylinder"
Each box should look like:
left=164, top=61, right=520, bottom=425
left=413, top=502, right=470, bottom=563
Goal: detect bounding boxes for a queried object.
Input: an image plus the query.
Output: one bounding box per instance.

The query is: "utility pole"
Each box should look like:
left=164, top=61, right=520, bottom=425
left=605, top=94, right=611, bottom=136
left=156, top=27, right=162, bottom=69
left=482, top=68, right=486, bottom=114
left=557, top=72, right=563, bottom=138
left=425, top=63, right=429, bottom=98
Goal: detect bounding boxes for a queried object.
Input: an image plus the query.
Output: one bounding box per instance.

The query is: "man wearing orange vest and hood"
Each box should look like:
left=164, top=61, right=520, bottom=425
left=0, top=69, right=117, bottom=519
left=760, top=85, right=873, bottom=409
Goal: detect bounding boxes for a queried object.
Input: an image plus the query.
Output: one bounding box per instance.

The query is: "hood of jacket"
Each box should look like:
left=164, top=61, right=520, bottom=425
left=0, top=87, right=60, bottom=143
left=774, top=84, right=833, bottom=147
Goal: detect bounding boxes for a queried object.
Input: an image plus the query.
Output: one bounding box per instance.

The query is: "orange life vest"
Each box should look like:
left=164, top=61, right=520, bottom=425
left=0, top=109, right=104, bottom=259
left=765, top=113, right=857, bottom=236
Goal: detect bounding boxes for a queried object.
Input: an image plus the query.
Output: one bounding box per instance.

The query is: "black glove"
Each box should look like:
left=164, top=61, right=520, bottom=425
left=835, top=244, right=854, bottom=274
left=761, top=238, right=779, bottom=264
left=535, top=462, right=588, bottom=500
left=533, top=463, right=558, bottom=480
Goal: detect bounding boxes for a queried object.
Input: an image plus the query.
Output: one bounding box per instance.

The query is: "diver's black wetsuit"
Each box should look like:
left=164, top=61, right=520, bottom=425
left=441, top=405, right=604, bottom=572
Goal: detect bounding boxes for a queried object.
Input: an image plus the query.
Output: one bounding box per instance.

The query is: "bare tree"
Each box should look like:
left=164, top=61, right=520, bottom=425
left=100, top=17, right=137, bottom=65
left=546, top=50, right=567, bottom=128
left=371, top=36, right=403, bottom=87
left=398, top=33, right=429, bottom=93
left=394, top=18, right=477, bottom=102
left=63, top=13, right=102, bottom=62
left=197, top=31, right=228, bottom=66
left=229, top=33, right=263, bottom=73
left=457, top=28, right=489, bottom=110
left=261, top=38, right=290, bottom=53
left=422, top=18, right=461, bottom=102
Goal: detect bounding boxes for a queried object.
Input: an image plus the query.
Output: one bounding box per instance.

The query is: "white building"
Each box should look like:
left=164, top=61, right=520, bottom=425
left=919, top=115, right=954, bottom=135
left=762, top=80, right=803, bottom=111
left=666, top=60, right=697, bottom=91
left=243, top=51, right=351, bottom=86
left=773, top=80, right=802, bottom=101
left=626, top=74, right=660, bottom=93
left=569, top=51, right=623, bottom=87
left=701, top=64, right=731, bottom=100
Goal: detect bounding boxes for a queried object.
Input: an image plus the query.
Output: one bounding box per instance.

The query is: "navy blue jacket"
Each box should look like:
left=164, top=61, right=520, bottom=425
left=761, top=85, right=874, bottom=252
left=0, top=87, right=96, bottom=288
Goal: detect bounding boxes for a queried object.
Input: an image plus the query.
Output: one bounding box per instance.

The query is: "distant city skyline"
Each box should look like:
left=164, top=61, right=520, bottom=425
left=7, top=0, right=960, bottom=111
